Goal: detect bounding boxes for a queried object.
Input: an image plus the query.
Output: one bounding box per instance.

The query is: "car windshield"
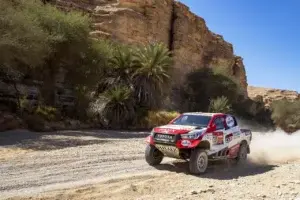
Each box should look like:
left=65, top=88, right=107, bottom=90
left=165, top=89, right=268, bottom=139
left=171, top=114, right=212, bottom=127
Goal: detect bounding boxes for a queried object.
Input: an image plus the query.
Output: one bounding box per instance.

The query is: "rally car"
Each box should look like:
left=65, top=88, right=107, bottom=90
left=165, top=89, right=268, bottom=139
left=145, top=112, right=252, bottom=174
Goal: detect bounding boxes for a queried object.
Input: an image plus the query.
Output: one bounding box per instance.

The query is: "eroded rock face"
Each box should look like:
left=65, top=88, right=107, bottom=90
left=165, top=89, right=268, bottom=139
left=248, top=86, right=300, bottom=107
left=54, top=0, right=248, bottom=94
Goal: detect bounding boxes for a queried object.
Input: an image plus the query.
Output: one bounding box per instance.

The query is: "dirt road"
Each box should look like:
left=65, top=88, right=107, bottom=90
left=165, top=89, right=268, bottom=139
left=1, top=129, right=300, bottom=200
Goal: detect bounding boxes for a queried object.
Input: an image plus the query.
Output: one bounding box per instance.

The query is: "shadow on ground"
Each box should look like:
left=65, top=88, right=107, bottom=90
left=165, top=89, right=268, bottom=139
left=154, top=160, right=277, bottom=180
left=0, top=129, right=149, bottom=151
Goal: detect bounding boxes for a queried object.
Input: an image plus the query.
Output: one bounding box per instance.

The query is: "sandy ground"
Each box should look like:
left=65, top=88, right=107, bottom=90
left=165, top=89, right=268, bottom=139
left=1, top=129, right=300, bottom=200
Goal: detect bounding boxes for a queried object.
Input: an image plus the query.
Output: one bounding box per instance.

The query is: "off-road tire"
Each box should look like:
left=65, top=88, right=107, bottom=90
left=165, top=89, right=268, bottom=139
left=145, top=144, right=164, bottom=166
left=235, top=142, right=248, bottom=164
left=189, top=149, right=208, bottom=174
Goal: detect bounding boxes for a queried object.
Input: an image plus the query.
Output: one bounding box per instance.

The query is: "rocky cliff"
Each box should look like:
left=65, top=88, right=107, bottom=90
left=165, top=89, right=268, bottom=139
left=54, top=0, right=248, bottom=94
left=248, top=86, right=300, bottom=107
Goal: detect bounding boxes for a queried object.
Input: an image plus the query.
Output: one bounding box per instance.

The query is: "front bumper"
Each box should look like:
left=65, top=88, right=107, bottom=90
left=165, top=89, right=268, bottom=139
left=146, top=132, right=201, bottom=149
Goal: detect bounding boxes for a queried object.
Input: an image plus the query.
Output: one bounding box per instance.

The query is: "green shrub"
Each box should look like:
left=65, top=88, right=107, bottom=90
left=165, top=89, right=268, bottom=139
left=271, top=99, right=300, bottom=133
left=35, top=105, right=59, bottom=121
left=208, top=96, right=232, bottom=113
left=140, top=110, right=180, bottom=129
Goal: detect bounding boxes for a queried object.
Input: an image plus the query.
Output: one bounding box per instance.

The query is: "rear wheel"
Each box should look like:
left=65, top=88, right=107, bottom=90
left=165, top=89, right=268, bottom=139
left=189, top=149, right=208, bottom=174
left=145, top=144, right=164, bottom=166
left=235, top=143, right=248, bottom=164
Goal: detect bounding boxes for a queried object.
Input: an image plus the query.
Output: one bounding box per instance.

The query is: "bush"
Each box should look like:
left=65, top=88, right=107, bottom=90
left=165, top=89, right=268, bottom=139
left=271, top=99, right=300, bottom=133
left=102, top=86, right=136, bottom=128
left=232, top=97, right=265, bottom=117
left=35, top=105, right=59, bottom=121
left=25, top=115, right=46, bottom=132
left=179, top=68, right=241, bottom=112
left=140, top=110, right=180, bottom=129
left=209, top=96, right=232, bottom=113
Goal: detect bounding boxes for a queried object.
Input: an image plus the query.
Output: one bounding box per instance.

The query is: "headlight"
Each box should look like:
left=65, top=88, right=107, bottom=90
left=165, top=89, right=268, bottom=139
left=150, top=129, right=154, bottom=136
left=181, top=130, right=204, bottom=139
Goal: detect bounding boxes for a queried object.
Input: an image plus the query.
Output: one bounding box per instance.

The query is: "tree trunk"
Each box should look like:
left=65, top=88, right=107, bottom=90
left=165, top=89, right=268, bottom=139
left=12, top=81, right=21, bottom=112
left=43, top=60, right=57, bottom=106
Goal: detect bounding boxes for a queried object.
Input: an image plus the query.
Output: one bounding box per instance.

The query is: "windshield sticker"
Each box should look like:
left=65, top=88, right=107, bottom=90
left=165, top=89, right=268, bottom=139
left=226, top=116, right=235, bottom=127
left=182, top=116, right=188, bottom=121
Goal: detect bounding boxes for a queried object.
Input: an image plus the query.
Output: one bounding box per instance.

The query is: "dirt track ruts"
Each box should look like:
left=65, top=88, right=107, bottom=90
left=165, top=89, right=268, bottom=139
left=0, top=129, right=300, bottom=200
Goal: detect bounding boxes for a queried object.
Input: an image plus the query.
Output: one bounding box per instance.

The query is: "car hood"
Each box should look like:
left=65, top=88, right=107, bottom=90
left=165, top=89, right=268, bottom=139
left=153, top=124, right=207, bottom=135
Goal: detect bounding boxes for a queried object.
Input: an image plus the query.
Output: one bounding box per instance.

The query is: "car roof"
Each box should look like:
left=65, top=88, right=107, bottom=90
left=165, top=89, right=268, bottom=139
left=182, top=112, right=225, bottom=117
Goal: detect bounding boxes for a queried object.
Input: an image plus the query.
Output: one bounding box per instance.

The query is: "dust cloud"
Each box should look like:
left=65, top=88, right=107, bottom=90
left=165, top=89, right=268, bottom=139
left=249, top=130, right=300, bottom=164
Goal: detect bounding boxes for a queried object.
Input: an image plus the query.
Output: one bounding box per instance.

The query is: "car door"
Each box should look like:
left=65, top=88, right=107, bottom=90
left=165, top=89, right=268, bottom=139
left=224, top=115, right=240, bottom=147
left=212, top=117, right=226, bottom=146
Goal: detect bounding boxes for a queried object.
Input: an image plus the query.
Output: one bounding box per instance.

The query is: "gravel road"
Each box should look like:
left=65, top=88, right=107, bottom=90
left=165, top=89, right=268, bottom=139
left=1, top=129, right=300, bottom=200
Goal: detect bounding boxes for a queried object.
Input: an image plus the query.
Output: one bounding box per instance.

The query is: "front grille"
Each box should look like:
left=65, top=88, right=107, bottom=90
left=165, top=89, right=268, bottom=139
left=153, top=133, right=180, bottom=145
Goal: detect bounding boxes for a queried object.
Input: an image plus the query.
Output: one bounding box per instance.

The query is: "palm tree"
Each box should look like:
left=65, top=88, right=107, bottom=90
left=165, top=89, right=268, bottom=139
left=132, top=43, right=173, bottom=109
left=97, top=45, right=134, bottom=95
left=208, top=96, right=232, bottom=113
left=102, top=85, right=135, bottom=128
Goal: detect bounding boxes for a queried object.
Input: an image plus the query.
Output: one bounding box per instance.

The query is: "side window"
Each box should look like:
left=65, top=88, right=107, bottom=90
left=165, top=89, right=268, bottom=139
left=214, top=117, right=225, bottom=130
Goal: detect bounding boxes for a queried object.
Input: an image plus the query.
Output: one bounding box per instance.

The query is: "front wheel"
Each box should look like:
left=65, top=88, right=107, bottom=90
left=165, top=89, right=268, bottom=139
left=189, top=149, right=208, bottom=174
left=145, top=144, right=164, bottom=166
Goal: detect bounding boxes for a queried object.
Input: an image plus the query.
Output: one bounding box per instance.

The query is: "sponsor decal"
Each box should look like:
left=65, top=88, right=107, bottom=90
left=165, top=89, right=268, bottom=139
left=203, top=133, right=213, bottom=141
left=226, top=116, right=235, bottom=128
left=213, top=136, right=223, bottom=144
left=232, top=131, right=240, bottom=139
left=213, top=132, right=224, bottom=144
left=181, top=140, right=191, bottom=147
left=159, top=125, right=197, bottom=130
left=154, top=125, right=198, bottom=134
left=155, top=134, right=174, bottom=142
left=213, top=136, right=217, bottom=144
left=225, top=134, right=233, bottom=143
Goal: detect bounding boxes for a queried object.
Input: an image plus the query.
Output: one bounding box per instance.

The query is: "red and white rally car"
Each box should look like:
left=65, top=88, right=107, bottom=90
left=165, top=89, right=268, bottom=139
left=145, top=112, right=252, bottom=174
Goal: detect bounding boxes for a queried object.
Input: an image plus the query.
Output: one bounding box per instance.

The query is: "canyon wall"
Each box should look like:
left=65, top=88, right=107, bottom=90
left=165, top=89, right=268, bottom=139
left=248, top=86, right=300, bottom=107
left=55, top=0, right=248, bottom=94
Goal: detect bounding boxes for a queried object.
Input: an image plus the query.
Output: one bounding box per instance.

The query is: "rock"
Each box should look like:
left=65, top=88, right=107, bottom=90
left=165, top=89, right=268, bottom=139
left=290, top=180, right=300, bottom=184
left=130, top=184, right=137, bottom=192
left=65, top=119, right=81, bottom=129
left=199, top=188, right=215, bottom=194
left=0, top=112, right=22, bottom=132
left=257, top=194, right=266, bottom=198
left=54, top=0, right=248, bottom=94
left=191, top=190, right=198, bottom=195
left=248, top=86, right=300, bottom=107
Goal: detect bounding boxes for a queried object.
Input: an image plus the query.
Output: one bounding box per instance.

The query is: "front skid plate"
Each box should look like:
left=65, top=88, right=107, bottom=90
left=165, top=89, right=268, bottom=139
left=155, top=144, right=181, bottom=159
